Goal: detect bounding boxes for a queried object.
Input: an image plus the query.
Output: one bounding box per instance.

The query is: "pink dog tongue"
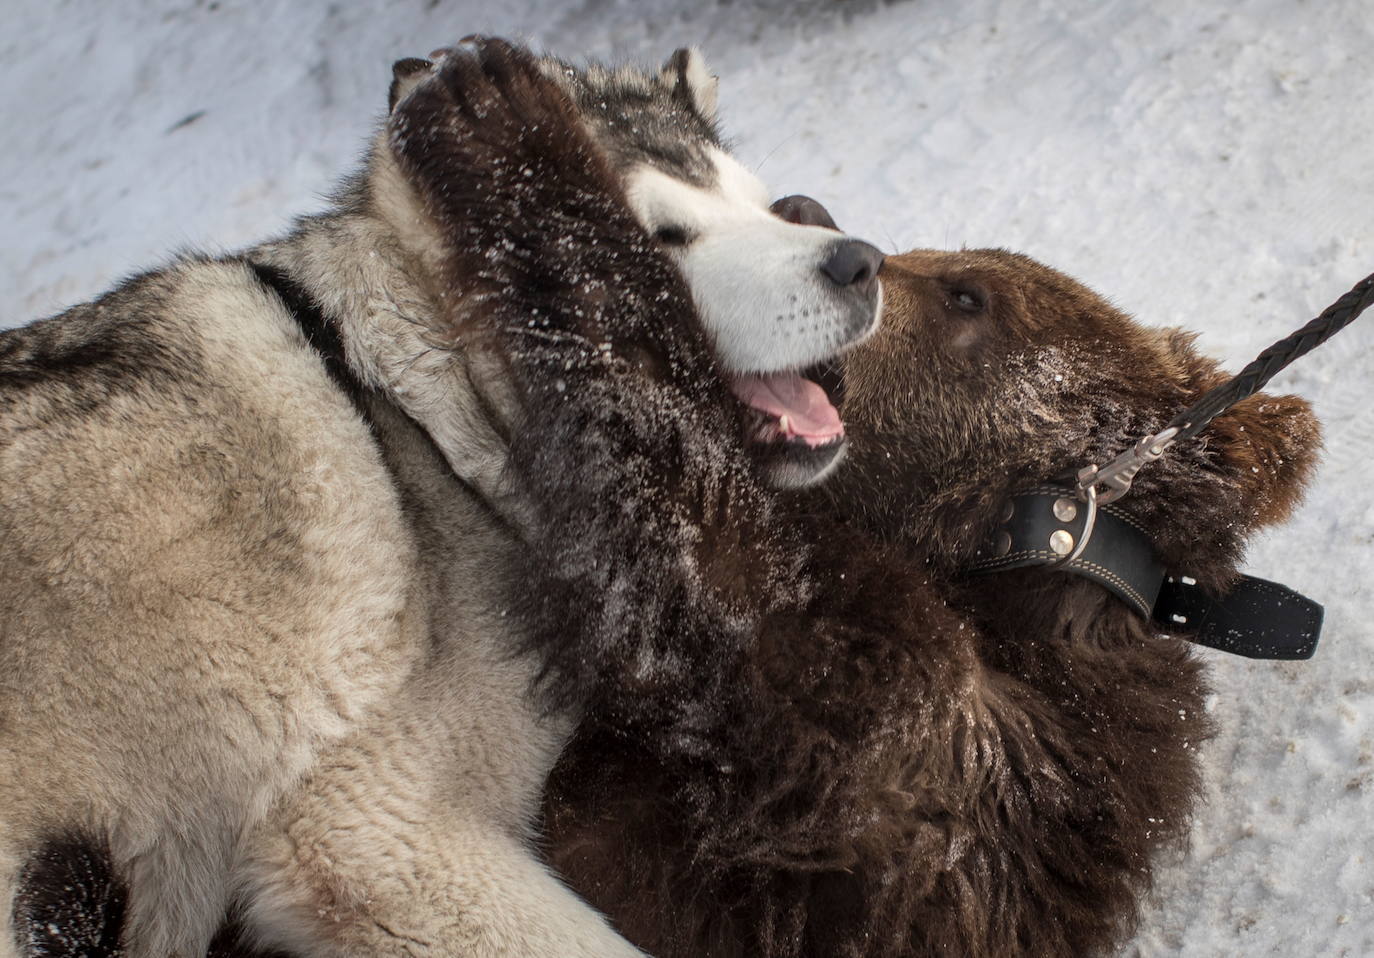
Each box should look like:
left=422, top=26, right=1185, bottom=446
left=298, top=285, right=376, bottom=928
left=730, top=371, right=844, bottom=443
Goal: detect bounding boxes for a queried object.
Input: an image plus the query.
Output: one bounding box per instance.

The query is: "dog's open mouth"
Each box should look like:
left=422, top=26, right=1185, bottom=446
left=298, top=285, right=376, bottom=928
left=730, top=369, right=843, bottom=448
left=727, top=360, right=848, bottom=488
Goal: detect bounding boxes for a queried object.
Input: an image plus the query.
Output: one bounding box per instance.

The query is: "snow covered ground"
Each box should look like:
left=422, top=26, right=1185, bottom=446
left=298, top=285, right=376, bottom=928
left=4, top=0, right=1371, bottom=954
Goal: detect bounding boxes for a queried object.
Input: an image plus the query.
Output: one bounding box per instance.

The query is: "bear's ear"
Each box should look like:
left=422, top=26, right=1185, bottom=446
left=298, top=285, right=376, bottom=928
left=1203, top=389, right=1322, bottom=531
left=389, top=57, right=434, bottom=112
left=1158, top=327, right=1323, bottom=532
left=660, top=48, right=718, bottom=123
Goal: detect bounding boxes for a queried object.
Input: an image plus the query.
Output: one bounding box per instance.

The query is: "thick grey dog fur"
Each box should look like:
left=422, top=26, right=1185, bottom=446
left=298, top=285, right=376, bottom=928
left=1, top=41, right=880, bottom=957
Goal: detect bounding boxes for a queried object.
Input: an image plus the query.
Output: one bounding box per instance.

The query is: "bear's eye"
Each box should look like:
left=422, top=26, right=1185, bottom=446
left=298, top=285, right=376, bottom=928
left=948, top=285, right=986, bottom=314
left=654, top=225, right=693, bottom=247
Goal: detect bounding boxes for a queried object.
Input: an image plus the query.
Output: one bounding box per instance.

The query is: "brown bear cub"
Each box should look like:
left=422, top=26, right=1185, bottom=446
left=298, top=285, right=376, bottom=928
left=533, top=258, right=1321, bottom=958
left=384, top=44, right=1322, bottom=958
left=538, top=247, right=1320, bottom=958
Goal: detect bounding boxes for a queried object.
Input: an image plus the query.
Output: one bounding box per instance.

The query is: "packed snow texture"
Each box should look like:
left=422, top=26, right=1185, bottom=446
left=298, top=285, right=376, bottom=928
left=3, top=0, right=1371, bottom=954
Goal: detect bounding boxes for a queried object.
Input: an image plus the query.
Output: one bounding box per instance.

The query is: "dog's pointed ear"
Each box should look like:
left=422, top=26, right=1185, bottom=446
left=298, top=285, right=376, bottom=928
left=389, top=57, right=434, bottom=112
left=661, top=48, right=718, bottom=123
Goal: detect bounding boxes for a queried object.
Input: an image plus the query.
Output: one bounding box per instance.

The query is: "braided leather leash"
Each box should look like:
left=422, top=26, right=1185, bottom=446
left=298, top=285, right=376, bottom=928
left=1056, top=270, right=1374, bottom=565
left=1169, top=270, right=1374, bottom=444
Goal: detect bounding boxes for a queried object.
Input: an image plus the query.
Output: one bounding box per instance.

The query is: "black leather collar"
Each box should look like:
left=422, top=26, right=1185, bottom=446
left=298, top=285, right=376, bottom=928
left=967, top=485, right=1323, bottom=660
left=968, top=486, right=1164, bottom=617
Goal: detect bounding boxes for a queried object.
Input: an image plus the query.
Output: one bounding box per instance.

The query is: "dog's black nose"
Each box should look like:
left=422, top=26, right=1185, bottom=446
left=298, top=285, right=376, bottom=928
left=821, top=239, right=884, bottom=290
left=770, top=194, right=839, bottom=231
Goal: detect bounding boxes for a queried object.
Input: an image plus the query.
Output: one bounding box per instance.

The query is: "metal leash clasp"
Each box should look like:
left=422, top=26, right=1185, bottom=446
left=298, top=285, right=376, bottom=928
left=1074, top=426, right=1181, bottom=506
left=1048, top=425, right=1181, bottom=569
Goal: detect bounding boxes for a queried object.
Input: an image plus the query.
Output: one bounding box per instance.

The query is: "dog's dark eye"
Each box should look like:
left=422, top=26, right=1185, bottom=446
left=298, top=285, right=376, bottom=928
left=654, top=226, right=692, bottom=246
left=948, top=286, right=986, bottom=313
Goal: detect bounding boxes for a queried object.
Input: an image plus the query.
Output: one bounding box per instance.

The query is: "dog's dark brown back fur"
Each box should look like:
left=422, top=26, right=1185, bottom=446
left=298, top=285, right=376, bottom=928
left=542, top=249, right=1321, bottom=957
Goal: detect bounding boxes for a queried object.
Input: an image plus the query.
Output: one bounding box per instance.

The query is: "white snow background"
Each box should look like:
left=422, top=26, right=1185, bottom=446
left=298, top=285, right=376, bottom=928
left=3, top=0, right=1371, bottom=954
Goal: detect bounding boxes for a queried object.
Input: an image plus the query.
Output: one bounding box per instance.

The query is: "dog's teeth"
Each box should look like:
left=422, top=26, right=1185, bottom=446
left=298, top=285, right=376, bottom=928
left=778, top=415, right=791, bottom=436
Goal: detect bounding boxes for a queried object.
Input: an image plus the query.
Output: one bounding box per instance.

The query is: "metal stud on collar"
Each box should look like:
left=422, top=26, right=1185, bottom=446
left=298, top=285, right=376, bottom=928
left=1047, top=483, right=1098, bottom=568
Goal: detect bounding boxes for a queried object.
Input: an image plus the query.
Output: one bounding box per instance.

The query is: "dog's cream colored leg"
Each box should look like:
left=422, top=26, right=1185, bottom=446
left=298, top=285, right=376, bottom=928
left=232, top=633, right=644, bottom=958
left=239, top=803, right=644, bottom=958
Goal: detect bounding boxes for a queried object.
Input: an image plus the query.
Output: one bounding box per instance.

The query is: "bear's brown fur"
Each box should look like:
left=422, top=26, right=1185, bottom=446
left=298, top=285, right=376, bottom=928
left=540, top=248, right=1322, bottom=958
left=387, top=53, right=1322, bottom=955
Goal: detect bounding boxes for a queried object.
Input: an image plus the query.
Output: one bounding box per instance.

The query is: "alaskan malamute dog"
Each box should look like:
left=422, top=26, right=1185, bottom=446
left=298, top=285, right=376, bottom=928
left=2, top=39, right=880, bottom=957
